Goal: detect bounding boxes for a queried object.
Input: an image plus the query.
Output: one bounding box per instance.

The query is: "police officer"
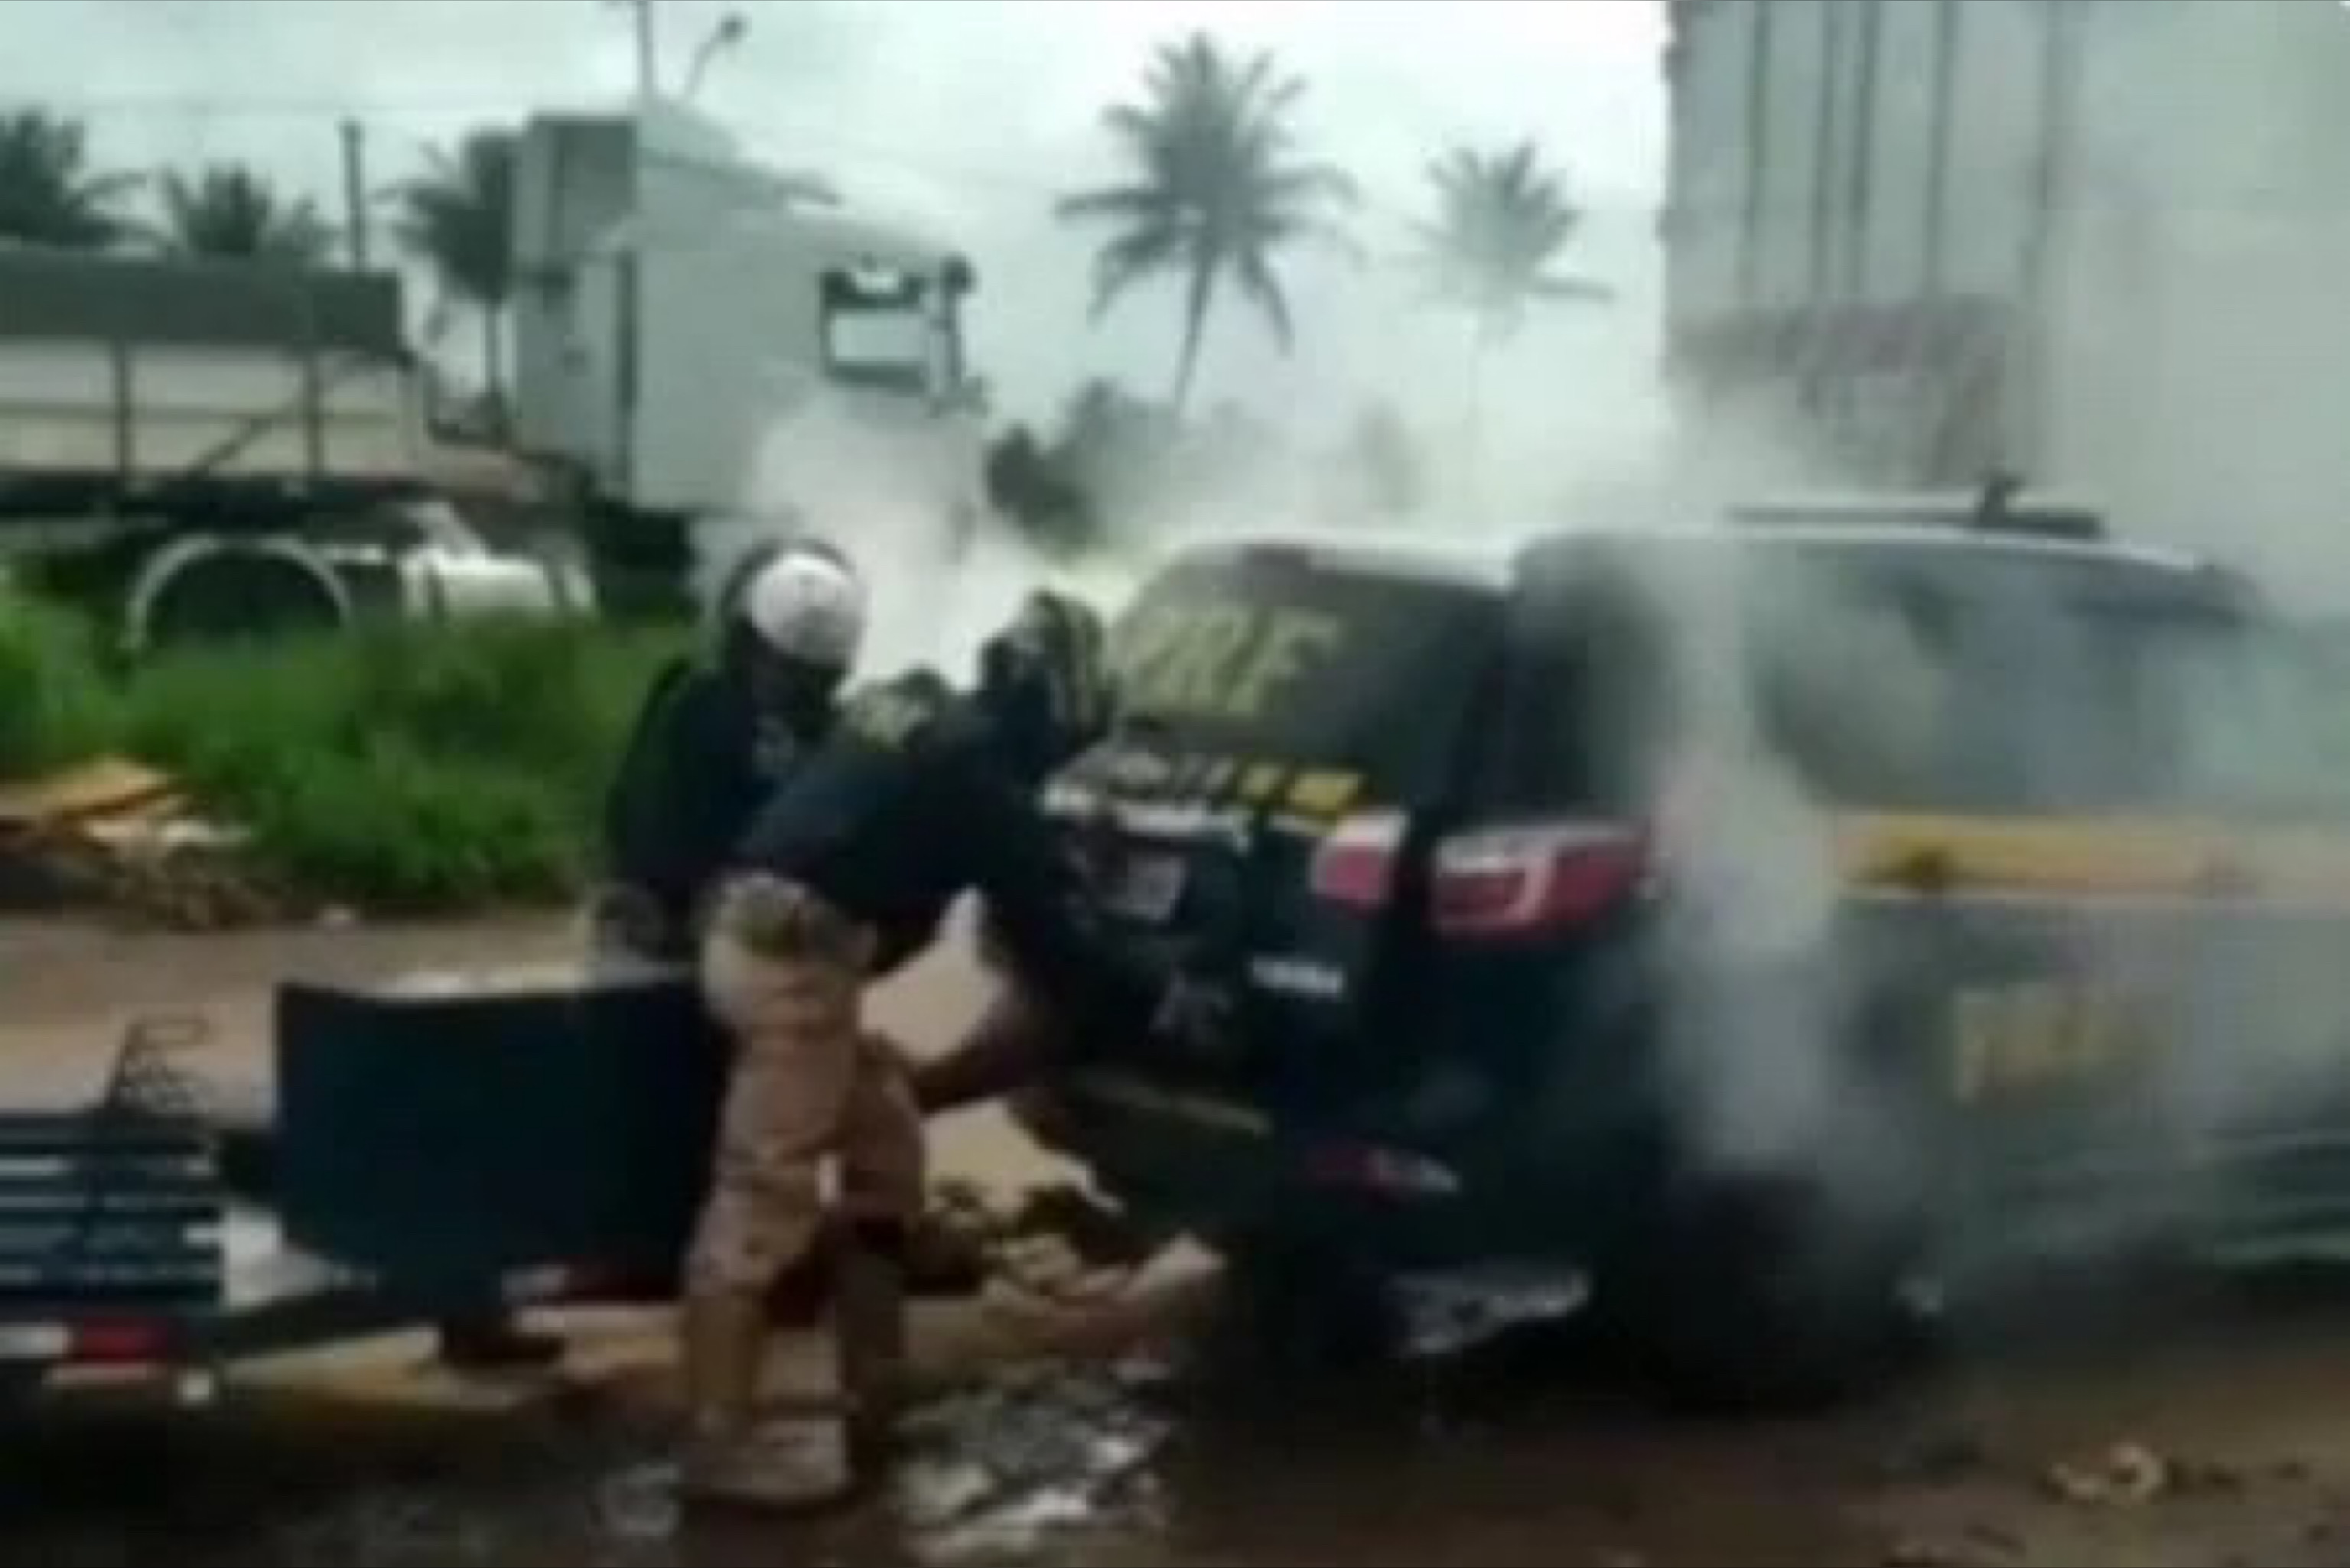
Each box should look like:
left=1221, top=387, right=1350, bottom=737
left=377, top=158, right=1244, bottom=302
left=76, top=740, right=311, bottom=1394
left=676, top=588, right=1171, bottom=1511
left=435, top=539, right=868, bottom=1377
left=592, top=538, right=870, bottom=963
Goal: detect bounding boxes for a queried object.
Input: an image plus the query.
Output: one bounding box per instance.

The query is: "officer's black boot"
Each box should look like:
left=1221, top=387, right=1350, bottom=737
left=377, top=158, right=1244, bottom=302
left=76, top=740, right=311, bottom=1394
left=835, top=1220, right=911, bottom=1481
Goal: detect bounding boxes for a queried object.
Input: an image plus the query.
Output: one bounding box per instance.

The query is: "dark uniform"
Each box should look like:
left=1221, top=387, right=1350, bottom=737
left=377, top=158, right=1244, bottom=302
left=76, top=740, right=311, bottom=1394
left=688, top=669, right=1155, bottom=1300
left=435, top=539, right=858, bottom=1382
left=593, top=536, right=860, bottom=961
left=598, top=658, right=814, bottom=958
left=743, top=669, right=1151, bottom=1008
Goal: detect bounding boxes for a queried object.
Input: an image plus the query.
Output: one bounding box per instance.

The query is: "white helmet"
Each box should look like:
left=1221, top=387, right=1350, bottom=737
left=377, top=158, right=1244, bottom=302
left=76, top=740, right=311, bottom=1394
left=739, top=547, right=867, bottom=669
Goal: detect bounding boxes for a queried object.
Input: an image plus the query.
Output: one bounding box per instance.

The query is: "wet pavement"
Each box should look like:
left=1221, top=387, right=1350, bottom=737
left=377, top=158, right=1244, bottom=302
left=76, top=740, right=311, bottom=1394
left=0, top=1330, right=1858, bottom=1568
left=15, top=1270, right=2350, bottom=1568
left=11, top=916, right=2350, bottom=1566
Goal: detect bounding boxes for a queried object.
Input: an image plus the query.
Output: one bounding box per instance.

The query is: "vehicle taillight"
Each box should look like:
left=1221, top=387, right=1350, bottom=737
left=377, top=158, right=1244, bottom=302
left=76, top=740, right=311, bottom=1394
left=1311, top=814, right=1650, bottom=939
left=1432, top=823, right=1649, bottom=937
left=69, top=1317, right=170, bottom=1365
left=1309, top=811, right=1409, bottom=909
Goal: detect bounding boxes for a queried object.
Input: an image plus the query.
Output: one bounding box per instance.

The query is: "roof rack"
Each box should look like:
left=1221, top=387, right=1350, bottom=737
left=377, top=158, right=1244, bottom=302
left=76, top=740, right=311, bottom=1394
left=1730, top=472, right=2108, bottom=543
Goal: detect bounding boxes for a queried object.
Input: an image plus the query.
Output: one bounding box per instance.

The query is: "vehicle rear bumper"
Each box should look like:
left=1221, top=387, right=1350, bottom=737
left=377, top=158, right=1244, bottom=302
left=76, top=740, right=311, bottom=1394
left=1025, top=1070, right=1584, bottom=1272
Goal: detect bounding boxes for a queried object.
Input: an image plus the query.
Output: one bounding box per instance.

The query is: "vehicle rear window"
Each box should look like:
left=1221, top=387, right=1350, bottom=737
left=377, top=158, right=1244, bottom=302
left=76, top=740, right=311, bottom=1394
left=1758, top=545, right=2274, bottom=815
left=1499, top=535, right=2283, bottom=819
left=1109, top=550, right=1500, bottom=805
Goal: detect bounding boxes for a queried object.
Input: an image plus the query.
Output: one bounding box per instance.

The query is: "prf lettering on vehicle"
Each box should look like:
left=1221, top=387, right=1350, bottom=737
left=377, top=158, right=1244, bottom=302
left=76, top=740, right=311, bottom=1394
left=1115, top=603, right=1346, bottom=724
left=1948, top=980, right=2156, bottom=1103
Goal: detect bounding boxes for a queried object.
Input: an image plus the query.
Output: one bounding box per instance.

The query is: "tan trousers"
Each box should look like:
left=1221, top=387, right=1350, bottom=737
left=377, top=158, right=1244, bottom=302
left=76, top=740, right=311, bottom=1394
left=687, top=876, right=926, bottom=1297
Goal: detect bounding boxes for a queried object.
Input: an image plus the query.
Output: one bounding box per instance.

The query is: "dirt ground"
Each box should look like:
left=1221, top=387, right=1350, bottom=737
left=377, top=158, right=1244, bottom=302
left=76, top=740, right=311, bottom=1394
left=7, top=914, right=2350, bottom=1567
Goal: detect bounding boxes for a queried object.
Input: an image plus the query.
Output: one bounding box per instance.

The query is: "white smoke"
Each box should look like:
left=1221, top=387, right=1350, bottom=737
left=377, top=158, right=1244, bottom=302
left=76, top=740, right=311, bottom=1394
left=1642, top=548, right=1849, bottom=1179
left=1532, top=409, right=1911, bottom=1194
left=695, top=392, right=1147, bottom=686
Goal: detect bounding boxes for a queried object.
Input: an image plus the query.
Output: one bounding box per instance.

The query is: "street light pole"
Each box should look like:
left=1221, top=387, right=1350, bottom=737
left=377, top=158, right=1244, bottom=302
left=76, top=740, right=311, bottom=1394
left=683, top=12, right=748, bottom=101
left=628, top=0, right=659, bottom=102
left=339, top=119, right=370, bottom=272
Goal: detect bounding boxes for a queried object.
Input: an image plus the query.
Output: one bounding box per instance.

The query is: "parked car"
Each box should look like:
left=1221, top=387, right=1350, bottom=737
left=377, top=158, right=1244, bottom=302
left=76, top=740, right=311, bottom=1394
left=1031, top=491, right=2350, bottom=1404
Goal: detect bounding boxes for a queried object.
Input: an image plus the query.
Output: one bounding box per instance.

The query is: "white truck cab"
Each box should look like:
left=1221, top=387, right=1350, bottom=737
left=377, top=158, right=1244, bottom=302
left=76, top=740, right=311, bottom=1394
left=510, top=100, right=985, bottom=593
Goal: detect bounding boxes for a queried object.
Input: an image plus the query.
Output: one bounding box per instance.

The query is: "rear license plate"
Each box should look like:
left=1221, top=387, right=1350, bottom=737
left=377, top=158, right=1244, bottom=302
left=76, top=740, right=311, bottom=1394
left=1102, top=852, right=1188, bottom=922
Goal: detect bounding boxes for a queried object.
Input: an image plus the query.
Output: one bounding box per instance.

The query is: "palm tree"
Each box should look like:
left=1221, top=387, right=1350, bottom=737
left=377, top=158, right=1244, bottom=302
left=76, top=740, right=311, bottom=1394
left=158, top=163, right=335, bottom=265
left=1413, top=140, right=1612, bottom=340
left=388, top=128, right=517, bottom=427
left=1411, top=139, right=1611, bottom=490
left=0, top=109, right=141, bottom=249
left=1057, top=33, right=1359, bottom=415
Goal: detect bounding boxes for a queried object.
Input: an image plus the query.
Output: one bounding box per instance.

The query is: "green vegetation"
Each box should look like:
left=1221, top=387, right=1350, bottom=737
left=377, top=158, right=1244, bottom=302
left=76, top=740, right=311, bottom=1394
left=0, top=592, right=119, bottom=777
left=1409, top=140, right=1613, bottom=473
left=389, top=128, right=519, bottom=428
left=1410, top=140, right=1611, bottom=344
left=0, top=598, right=688, bottom=912
left=158, top=162, right=337, bottom=265
left=0, top=109, right=142, bottom=249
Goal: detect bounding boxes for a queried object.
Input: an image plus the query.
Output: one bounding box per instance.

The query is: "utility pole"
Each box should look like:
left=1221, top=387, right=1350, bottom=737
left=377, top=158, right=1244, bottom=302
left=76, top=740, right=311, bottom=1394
left=340, top=119, right=370, bottom=272
left=631, top=0, right=659, bottom=102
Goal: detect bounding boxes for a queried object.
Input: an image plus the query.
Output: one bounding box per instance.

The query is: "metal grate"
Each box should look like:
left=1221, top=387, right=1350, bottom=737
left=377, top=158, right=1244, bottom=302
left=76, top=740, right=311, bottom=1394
left=0, top=1016, right=226, bottom=1313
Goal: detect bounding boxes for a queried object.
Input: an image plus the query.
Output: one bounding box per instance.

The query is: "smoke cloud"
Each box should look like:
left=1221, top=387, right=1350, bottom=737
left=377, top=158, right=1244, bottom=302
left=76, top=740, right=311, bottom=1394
left=697, top=391, right=1147, bottom=688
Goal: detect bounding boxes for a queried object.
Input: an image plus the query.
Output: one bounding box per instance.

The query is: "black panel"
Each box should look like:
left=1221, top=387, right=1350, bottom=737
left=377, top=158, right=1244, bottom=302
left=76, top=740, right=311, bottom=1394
left=272, top=974, right=724, bottom=1287
left=0, top=247, right=408, bottom=358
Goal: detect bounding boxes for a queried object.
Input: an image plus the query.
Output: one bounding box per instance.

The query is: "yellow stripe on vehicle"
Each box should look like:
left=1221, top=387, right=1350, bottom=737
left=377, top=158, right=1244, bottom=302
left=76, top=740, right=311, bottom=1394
left=2239, top=828, right=2350, bottom=903
left=1069, top=743, right=1369, bottom=827
left=1238, top=763, right=1289, bottom=805
left=1835, top=813, right=2221, bottom=897
left=1065, top=763, right=2350, bottom=906
left=1285, top=769, right=1362, bottom=818
left=1831, top=811, right=2350, bottom=906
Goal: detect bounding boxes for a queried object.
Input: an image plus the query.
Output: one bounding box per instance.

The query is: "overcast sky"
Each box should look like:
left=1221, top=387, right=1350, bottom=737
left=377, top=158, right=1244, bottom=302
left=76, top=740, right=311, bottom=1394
left=5, top=0, right=1668, bottom=454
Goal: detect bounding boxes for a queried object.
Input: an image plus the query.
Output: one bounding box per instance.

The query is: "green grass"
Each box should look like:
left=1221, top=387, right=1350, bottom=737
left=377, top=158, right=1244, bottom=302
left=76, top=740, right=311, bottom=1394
left=0, top=592, right=120, bottom=778
left=2, top=600, right=691, bottom=912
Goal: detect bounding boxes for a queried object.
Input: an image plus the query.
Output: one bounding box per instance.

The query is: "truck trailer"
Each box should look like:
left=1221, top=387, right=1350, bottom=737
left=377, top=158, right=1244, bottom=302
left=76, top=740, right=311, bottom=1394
left=1660, top=0, right=2350, bottom=603
left=0, top=246, right=588, bottom=650
left=0, top=96, right=986, bottom=644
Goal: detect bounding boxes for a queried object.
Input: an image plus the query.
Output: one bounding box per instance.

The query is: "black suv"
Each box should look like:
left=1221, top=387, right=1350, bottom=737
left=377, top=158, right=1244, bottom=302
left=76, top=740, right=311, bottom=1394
left=1033, top=497, right=2350, bottom=1400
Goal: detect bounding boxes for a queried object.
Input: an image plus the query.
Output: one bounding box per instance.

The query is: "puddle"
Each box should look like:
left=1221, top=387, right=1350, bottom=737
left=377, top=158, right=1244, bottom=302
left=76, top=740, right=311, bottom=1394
left=893, top=1362, right=1173, bottom=1562
left=560, top=1361, right=1178, bottom=1563
left=594, top=1461, right=682, bottom=1544
left=269, top=1487, right=513, bottom=1564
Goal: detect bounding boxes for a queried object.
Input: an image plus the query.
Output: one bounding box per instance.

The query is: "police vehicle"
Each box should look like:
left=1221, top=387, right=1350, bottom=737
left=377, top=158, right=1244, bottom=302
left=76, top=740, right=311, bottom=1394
left=1035, top=486, right=2350, bottom=1402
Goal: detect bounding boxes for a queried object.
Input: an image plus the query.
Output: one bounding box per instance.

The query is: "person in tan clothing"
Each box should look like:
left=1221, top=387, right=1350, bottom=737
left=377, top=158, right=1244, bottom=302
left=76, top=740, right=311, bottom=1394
left=679, top=591, right=1179, bottom=1511
left=695, top=883, right=920, bottom=1289
left=682, top=874, right=923, bottom=1507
